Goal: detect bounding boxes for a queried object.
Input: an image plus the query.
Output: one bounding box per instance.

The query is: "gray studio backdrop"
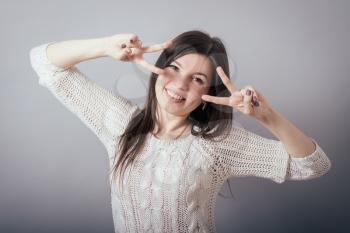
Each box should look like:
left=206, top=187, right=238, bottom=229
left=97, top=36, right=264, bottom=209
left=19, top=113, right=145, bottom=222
left=1, top=0, right=348, bottom=232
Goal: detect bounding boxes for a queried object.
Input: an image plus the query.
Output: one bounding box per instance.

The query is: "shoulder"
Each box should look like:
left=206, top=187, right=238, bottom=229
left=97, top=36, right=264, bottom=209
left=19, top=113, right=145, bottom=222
left=191, top=124, right=253, bottom=156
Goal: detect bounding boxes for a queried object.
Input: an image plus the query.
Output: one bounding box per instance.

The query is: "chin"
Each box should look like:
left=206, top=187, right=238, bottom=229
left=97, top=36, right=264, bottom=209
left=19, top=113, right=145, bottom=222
left=163, top=105, right=189, bottom=116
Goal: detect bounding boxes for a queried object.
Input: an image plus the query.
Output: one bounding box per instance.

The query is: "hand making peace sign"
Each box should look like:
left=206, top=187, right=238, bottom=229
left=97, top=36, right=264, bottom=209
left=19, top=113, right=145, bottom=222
left=201, top=66, right=273, bottom=121
left=104, top=33, right=172, bottom=75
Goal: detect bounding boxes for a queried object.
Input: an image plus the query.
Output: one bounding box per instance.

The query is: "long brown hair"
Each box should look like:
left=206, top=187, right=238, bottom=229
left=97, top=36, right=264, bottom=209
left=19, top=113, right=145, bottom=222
left=109, top=30, right=236, bottom=198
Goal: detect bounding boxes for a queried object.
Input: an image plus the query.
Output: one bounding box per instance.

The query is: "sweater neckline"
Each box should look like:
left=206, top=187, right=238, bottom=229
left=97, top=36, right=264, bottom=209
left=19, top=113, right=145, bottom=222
left=149, top=132, right=194, bottom=145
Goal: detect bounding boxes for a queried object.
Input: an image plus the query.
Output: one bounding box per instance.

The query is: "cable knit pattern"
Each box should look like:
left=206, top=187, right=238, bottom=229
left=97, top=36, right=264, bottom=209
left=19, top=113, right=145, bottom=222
left=30, top=42, right=332, bottom=233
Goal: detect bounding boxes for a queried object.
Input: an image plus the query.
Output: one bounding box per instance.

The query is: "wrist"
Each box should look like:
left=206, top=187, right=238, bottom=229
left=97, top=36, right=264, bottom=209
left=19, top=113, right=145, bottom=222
left=257, top=106, right=280, bottom=127
left=257, top=106, right=288, bottom=140
left=84, top=37, right=110, bottom=58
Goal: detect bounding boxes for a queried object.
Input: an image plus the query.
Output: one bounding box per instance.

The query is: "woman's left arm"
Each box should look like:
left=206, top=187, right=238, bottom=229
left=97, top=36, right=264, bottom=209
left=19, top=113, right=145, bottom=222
left=202, top=66, right=332, bottom=183
left=209, top=124, right=331, bottom=183
left=255, top=106, right=332, bottom=182
left=258, top=106, right=316, bottom=158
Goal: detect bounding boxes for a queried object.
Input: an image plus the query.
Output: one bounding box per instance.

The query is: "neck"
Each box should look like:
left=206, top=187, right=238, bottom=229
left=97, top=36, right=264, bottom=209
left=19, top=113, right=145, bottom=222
left=153, top=105, right=191, bottom=139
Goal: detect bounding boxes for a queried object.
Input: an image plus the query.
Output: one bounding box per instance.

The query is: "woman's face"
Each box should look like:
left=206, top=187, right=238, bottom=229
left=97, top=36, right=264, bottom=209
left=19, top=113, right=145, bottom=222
left=155, top=53, right=213, bottom=117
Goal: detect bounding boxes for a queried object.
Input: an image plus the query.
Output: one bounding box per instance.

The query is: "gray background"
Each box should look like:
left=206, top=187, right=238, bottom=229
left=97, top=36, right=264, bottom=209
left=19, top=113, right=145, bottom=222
left=1, top=0, right=348, bottom=232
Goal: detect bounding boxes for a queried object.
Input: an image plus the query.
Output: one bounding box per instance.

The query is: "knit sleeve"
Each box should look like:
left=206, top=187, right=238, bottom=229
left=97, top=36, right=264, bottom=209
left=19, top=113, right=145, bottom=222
left=213, top=125, right=332, bottom=183
left=29, top=42, right=140, bottom=150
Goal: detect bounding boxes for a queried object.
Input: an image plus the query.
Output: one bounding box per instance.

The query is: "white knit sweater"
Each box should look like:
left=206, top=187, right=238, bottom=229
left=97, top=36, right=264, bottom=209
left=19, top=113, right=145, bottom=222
left=30, top=42, right=331, bottom=233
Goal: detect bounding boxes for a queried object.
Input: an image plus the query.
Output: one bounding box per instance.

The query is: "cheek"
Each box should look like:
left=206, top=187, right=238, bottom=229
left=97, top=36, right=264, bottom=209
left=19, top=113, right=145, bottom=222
left=155, top=76, right=167, bottom=92
left=154, top=76, right=170, bottom=103
left=155, top=75, right=170, bottom=89
left=187, top=86, right=208, bottom=105
left=154, top=82, right=163, bottom=102
left=191, top=85, right=209, bottom=98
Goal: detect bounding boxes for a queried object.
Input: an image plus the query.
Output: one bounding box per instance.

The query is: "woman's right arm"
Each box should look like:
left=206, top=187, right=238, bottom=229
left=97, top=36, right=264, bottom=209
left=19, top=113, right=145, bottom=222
left=29, top=35, right=142, bottom=152
left=45, top=37, right=110, bottom=69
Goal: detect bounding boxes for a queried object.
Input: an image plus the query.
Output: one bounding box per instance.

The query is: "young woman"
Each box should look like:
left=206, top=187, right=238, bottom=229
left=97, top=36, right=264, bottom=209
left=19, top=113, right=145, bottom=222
left=30, top=30, right=331, bottom=233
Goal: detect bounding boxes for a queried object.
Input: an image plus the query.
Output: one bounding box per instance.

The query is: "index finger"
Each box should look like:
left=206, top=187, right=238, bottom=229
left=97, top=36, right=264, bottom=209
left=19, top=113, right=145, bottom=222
left=202, top=95, right=231, bottom=106
left=134, top=58, right=165, bottom=75
left=142, top=40, right=173, bottom=53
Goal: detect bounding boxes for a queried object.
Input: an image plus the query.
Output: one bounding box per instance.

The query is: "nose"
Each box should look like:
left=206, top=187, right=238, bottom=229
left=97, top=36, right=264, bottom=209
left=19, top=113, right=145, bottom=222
left=171, top=74, right=189, bottom=92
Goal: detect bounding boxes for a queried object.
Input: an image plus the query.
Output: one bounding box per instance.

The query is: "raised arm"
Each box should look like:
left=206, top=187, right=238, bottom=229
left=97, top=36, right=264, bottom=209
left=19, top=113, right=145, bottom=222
left=29, top=36, right=144, bottom=151
left=212, top=125, right=331, bottom=183
left=202, top=66, right=331, bottom=183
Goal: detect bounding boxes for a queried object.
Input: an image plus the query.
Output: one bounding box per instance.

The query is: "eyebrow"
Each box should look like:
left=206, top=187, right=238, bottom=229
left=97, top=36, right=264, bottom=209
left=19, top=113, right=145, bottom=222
left=173, top=60, right=208, bottom=80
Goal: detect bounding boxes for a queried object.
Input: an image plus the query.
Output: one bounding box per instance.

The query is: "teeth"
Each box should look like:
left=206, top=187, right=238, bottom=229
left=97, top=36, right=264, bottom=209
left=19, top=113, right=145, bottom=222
left=166, top=89, right=185, bottom=100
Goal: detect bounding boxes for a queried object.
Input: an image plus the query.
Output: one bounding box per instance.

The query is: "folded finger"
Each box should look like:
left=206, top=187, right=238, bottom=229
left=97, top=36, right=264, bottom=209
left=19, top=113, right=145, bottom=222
left=129, top=34, right=139, bottom=43
left=120, top=36, right=141, bottom=49
left=130, top=38, right=143, bottom=48
left=124, top=47, right=132, bottom=53
left=243, top=88, right=253, bottom=102
left=245, top=85, right=261, bottom=106
left=135, top=39, right=142, bottom=48
left=229, top=92, right=243, bottom=106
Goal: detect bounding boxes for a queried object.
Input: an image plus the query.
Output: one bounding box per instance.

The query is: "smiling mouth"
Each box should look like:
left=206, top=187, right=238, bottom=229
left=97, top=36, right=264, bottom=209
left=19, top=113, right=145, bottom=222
left=164, top=88, right=186, bottom=103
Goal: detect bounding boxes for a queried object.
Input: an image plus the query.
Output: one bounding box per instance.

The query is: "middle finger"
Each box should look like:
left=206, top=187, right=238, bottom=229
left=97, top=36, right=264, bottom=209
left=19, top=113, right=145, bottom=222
left=216, top=66, right=237, bottom=94
left=142, top=40, right=173, bottom=53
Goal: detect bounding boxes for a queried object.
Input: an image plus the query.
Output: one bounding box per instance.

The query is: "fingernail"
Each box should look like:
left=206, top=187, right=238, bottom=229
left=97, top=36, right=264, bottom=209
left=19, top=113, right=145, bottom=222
left=246, top=89, right=251, bottom=96
left=254, top=101, right=259, bottom=107
left=121, top=44, right=126, bottom=48
left=253, top=96, right=257, bottom=101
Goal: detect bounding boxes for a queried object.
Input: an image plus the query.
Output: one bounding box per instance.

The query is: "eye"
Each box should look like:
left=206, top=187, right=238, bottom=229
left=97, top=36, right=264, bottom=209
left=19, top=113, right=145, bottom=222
left=167, top=64, right=179, bottom=71
left=193, top=76, right=204, bottom=85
